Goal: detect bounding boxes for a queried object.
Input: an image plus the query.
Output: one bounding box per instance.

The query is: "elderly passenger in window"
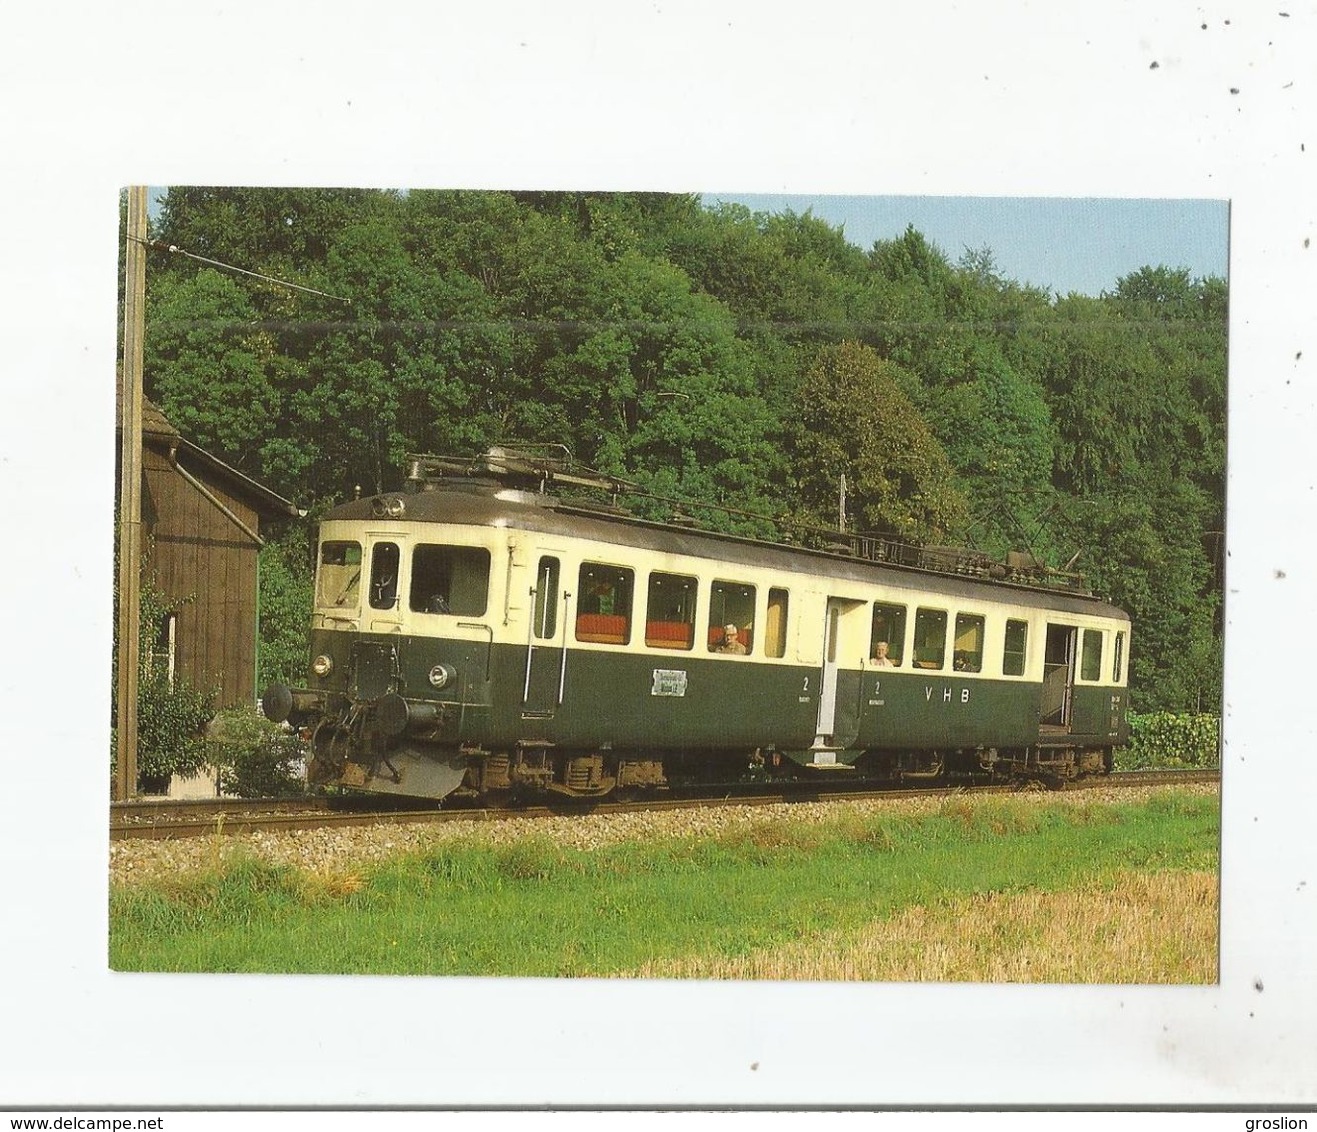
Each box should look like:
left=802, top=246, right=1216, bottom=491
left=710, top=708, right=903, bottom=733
left=716, top=624, right=747, bottom=654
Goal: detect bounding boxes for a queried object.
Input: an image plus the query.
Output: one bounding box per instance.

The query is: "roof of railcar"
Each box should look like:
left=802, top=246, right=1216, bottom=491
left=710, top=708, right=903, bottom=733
left=321, top=481, right=1130, bottom=621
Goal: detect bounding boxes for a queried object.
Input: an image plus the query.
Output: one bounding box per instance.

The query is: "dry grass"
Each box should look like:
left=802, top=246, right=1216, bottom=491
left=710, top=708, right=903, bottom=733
left=303, top=868, right=367, bottom=899
left=623, top=869, right=1219, bottom=983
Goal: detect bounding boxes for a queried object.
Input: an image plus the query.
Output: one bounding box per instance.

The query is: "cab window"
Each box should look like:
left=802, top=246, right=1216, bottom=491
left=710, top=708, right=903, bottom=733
left=316, top=540, right=362, bottom=608
left=409, top=544, right=491, bottom=616
left=369, top=542, right=401, bottom=610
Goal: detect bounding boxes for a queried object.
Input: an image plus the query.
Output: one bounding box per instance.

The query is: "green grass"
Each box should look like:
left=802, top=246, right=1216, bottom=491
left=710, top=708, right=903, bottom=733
left=110, top=791, right=1220, bottom=977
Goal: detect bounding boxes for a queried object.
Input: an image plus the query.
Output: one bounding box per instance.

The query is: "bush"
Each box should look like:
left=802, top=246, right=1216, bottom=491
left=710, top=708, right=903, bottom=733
left=209, top=706, right=308, bottom=798
left=133, top=667, right=217, bottom=784
left=111, top=578, right=216, bottom=791
left=1116, top=712, right=1221, bottom=770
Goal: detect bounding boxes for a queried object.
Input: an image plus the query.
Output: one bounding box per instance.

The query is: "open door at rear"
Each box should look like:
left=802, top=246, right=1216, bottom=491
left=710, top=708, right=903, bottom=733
left=1041, top=623, right=1077, bottom=730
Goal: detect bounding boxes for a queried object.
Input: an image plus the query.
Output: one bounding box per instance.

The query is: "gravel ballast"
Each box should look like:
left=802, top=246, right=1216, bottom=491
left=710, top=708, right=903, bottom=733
left=109, top=783, right=1220, bottom=889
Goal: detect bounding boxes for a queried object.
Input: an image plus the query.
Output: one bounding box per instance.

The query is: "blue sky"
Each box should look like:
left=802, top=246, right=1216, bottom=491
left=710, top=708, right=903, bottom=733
left=708, top=193, right=1229, bottom=298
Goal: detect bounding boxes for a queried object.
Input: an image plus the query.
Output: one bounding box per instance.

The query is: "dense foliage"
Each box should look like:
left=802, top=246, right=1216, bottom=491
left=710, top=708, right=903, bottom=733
left=209, top=706, right=308, bottom=798
left=1116, top=712, right=1222, bottom=771
left=255, top=527, right=315, bottom=692
left=141, top=189, right=1226, bottom=712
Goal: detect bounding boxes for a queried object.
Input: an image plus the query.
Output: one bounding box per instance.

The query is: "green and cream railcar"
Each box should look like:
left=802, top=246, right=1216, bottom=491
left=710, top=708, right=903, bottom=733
left=264, top=463, right=1131, bottom=801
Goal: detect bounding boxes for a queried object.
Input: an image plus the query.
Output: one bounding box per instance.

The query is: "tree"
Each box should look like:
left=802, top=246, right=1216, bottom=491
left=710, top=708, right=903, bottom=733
left=788, top=341, right=967, bottom=542
left=145, top=268, right=280, bottom=477
left=256, top=527, right=315, bottom=692
left=919, top=347, right=1060, bottom=558
left=1040, top=275, right=1226, bottom=712
left=1063, top=486, right=1221, bottom=713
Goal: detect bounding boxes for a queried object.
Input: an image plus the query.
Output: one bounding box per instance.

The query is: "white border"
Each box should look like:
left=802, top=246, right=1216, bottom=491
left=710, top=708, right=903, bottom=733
left=3, top=0, right=1314, bottom=1109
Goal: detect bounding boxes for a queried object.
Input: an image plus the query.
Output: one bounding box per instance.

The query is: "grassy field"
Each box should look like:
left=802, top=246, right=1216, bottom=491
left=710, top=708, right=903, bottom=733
left=110, top=789, right=1220, bottom=982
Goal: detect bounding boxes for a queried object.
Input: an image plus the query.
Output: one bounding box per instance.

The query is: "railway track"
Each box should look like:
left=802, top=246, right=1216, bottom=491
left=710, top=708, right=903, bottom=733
left=109, top=768, right=1220, bottom=841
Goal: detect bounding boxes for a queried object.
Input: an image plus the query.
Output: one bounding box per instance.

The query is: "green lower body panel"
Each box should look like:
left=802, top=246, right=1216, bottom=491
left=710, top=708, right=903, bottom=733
left=298, top=631, right=1127, bottom=759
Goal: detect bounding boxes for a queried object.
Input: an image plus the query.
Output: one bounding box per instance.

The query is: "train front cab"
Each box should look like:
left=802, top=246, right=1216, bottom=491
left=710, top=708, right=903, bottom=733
left=268, top=517, right=512, bottom=798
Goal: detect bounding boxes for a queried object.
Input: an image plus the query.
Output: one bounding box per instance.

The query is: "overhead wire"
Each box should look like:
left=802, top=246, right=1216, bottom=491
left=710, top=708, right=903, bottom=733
left=134, top=236, right=352, bottom=304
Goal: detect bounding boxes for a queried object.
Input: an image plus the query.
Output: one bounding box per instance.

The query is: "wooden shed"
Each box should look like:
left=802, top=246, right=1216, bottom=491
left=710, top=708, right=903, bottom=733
left=118, top=385, right=299, bottom=711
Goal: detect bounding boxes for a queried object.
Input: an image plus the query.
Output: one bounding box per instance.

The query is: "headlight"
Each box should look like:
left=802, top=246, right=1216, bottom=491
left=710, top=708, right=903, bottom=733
left=429, top=663, right=456, bottom=689
left=311, top=654, right=334, bottom=677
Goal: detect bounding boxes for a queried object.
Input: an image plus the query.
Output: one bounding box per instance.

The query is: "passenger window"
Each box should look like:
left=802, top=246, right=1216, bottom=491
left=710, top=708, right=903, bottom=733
left=913, top=608, right=948, bottom=669
left=708, top=580, right=756, bottom=654
left=765, top=588, right=789, bottom=658
left=645, top=571, right=697, bottom=650
left=1003, top=619, right=1028, bottom=676
left=870, top=602, right=907, bottom=666
left=316, top=540, right=362, bottom=608
left=1081, top=629, right=1103, bottom=681
left=369, top=542, right=400, bottom=610
left=532, top=556, right=560, bottom=639
left=409, top=544, right=491, bottom=616
left=576, top=564, right=634, bottom=644
left=953, top=613, right=985, bottom=672
left=1113, top=631, right=1125, bottom=683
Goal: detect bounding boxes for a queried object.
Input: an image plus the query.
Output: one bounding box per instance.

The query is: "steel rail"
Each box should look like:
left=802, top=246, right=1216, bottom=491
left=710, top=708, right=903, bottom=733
left=111, top=797, right=338, bottom=823
left=109, top=769, right=1219, bottom=842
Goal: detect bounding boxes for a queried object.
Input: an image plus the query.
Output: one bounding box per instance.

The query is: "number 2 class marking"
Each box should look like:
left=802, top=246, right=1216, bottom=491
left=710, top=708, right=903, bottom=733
left=802, top=676, right=810, bottom=692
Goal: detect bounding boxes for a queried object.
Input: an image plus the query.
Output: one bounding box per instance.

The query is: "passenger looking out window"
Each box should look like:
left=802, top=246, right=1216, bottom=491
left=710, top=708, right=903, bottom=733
left=714, top=624, right=747, bottom=654
left=871, top=602, right=907, bottom=666
left=708, top=580, right=755, bottom=655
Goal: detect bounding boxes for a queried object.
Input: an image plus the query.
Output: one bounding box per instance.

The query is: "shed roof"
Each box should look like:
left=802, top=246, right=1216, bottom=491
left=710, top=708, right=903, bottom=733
left=116, top=375, right=300, bottom=520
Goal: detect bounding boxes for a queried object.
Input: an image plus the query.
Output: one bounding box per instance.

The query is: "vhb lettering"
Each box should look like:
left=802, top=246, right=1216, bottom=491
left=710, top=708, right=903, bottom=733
left=925, top=686, right=971, bottom=704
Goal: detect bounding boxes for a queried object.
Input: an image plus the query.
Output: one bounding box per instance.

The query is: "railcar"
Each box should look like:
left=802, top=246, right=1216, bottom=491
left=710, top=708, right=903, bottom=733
left=262, top=449, right=1131, bottom=801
